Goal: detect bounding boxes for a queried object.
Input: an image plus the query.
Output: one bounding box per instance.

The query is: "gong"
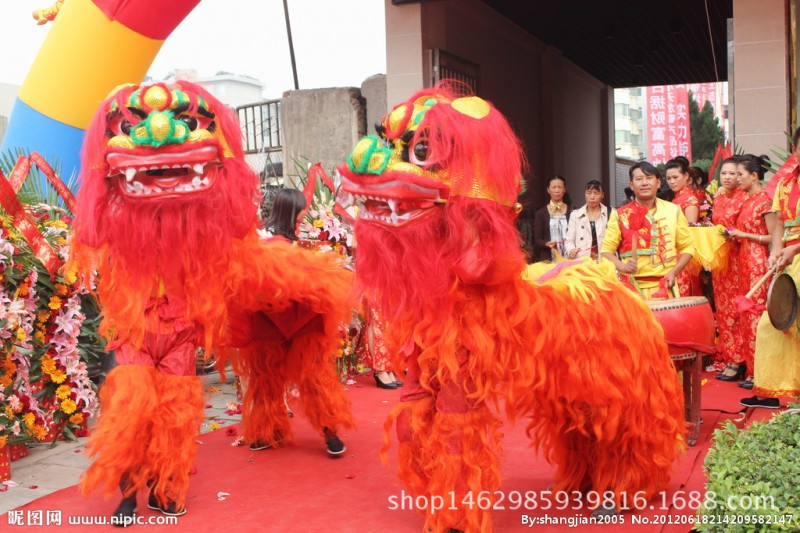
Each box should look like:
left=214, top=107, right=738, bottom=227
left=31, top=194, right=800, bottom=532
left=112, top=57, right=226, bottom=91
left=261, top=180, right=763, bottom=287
left=767, top=273, right=799, bottom=331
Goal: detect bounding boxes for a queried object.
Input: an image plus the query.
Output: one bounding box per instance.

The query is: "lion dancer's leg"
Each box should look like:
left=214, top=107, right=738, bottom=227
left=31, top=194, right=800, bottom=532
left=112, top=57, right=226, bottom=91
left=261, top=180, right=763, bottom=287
left=238, top=343, right=293, bottom=450
left=145, top=330, right=204, bottom=515
left=290, top=335, right=355, bottom=455
left=80, top=325, right=203, bottom=522
left=391, top=355, right=502, bottom=533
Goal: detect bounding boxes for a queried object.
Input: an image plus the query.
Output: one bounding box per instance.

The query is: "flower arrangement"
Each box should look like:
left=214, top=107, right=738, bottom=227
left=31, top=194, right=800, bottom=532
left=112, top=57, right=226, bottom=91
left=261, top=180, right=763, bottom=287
left=0, top=153, right=104, bottom=450
left=290, top=161, right=364, bottom=380
left=0, top=209, right=103, bottom=447
left=298, top=204, right=354, bottom=261
left=334, top=312, right=368, bottom=382
left=298, top=200, right=356, bottom=269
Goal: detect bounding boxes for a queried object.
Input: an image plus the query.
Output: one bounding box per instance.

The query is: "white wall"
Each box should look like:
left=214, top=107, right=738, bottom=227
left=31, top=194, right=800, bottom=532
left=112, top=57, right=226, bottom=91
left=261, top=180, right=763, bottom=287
left=384, top=0, right=611, bottom=208
left=731, top=0, right=790, bottom=156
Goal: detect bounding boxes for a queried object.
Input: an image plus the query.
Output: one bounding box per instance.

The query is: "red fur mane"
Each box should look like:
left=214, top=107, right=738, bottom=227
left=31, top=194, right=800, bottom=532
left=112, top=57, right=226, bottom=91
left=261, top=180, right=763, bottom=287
left=71, top=81, right=260, bottom=348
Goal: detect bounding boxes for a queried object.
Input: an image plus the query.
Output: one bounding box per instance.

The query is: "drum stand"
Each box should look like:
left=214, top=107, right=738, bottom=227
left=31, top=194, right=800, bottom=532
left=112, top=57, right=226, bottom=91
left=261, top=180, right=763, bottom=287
left=671, top=351, right=702, bottom=446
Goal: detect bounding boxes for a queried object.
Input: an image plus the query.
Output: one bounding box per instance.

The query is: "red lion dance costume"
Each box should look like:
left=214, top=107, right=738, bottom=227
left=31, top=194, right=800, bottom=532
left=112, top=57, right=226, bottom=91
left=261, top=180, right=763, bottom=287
left=340, top=85, right=686, bottom=532
left=71, top=81, right=354, bottom=520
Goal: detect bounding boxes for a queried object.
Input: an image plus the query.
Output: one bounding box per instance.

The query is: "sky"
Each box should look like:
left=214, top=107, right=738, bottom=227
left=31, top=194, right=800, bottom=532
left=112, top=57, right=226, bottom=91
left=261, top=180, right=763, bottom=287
left=0, top=0, right=387, bottom=99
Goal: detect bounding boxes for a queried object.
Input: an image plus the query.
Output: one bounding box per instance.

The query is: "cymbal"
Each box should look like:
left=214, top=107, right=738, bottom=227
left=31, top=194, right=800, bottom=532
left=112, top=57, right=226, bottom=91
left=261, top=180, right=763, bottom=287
left=767, top=273, right=798, bottom=331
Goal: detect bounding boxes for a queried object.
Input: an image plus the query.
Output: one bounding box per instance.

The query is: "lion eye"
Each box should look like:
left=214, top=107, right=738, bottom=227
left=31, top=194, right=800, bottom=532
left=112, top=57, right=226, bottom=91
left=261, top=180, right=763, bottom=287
left=177, top=116, right=198, bottom=131
left=120, top=119, right=132, bottom=135
left=410, top=141, right=428, bottom=165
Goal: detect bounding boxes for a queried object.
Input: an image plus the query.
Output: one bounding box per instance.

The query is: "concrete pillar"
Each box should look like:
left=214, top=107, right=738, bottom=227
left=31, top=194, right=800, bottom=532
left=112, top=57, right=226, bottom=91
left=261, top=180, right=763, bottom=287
left=384, top=0, right=425, bottom=108
left=281, top=88, right=366, bottom=187
left=732, top=0, right=790, bottom=155
left=360, top=74, right=388, bottom=137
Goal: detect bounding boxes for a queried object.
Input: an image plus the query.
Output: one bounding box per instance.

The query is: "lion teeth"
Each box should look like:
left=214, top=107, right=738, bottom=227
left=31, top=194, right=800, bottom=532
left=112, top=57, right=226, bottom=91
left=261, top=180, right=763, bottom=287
left=193, top=164, right=204, bottom=175
left=125, top=168, right=136, bottom=182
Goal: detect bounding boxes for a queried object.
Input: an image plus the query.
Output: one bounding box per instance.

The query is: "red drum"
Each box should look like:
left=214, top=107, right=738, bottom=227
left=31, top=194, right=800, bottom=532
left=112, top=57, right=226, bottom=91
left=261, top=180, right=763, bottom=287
left=647, top=296, right=714, bottom=447
left=646, top=296, right=716, bottom=358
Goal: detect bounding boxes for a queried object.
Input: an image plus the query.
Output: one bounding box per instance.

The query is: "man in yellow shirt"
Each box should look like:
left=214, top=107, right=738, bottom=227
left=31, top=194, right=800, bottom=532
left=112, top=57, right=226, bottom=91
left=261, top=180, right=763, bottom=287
left=601, top=162, right=696, bottom=298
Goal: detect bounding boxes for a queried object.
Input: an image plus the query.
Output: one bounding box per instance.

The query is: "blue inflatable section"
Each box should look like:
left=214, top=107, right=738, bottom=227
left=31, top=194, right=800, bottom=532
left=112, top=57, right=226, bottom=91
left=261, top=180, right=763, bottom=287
left=1, top=98, right=84, bottom=185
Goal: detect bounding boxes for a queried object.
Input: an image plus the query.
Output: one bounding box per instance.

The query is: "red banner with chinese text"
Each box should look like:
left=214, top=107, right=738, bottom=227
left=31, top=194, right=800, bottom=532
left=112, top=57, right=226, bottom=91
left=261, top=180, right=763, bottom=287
left=646, top=85, right=692, bottom=165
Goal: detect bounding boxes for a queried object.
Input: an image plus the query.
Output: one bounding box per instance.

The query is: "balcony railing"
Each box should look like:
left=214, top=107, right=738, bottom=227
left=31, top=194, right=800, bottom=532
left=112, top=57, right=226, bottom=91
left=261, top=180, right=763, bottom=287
left=237, top=99, right=283, bottom=181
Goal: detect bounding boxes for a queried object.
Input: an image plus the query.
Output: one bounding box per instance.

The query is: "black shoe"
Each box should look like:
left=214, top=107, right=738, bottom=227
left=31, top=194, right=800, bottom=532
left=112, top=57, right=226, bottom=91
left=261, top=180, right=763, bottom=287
left=111, top=496, right=137, bottom=528
left=716, top=364, right=745, bottom=381
left=592, top=501, right=619, bottom=517
left=148, top=492, right=187, bottom=517
left=739, top=379, right=754, bottom=389
left=740, top=396, right=780, bottom=409
left=373, top=372, right=399, bottom=389
left=249, top=430, right=284, bottom=451
left=249, top=440, right=272, bottom=451
left=323, top=428, right=346, bottom=456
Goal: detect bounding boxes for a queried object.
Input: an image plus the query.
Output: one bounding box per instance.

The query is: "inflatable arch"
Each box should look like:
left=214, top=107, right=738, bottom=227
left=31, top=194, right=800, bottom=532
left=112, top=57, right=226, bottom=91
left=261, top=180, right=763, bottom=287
left=1, top=0, right=202, bottom=179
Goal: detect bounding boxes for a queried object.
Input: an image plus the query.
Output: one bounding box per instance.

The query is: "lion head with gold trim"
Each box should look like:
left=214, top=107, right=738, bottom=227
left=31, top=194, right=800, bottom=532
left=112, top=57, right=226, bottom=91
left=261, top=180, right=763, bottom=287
left=339, top=84, right=527, bottom=316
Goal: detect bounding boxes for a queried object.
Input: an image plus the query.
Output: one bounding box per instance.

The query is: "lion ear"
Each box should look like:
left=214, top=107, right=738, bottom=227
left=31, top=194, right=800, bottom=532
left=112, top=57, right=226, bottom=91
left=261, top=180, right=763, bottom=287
left=451, top=97, right=491, bottom=120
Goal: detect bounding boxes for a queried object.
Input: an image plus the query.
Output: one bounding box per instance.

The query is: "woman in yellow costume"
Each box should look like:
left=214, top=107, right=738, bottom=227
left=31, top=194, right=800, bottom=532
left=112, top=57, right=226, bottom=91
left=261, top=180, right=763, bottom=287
left=741, top=129, right=800, bottom=408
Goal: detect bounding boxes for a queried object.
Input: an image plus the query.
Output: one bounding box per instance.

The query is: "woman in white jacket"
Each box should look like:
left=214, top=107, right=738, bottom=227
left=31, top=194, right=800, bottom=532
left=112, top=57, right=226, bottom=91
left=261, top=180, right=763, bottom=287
left=565, top=180, right=609, bottom=260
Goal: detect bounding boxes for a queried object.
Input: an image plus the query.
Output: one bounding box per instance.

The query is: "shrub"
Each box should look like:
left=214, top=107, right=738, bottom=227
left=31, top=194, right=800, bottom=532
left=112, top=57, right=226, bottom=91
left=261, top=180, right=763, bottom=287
left=697, top=408, right=800, bottom=531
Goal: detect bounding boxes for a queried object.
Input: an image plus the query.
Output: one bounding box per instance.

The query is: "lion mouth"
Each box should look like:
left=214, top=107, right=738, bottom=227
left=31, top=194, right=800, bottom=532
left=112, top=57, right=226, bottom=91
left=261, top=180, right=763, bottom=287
left=341, top=176, right=445, bottom=226
left=107, top=146, right=219, bottom=198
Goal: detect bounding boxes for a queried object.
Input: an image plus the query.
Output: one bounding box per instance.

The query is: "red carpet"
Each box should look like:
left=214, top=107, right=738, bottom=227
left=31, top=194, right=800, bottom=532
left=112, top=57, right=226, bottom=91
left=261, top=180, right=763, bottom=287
left=0, top=372, right=781, bottom=532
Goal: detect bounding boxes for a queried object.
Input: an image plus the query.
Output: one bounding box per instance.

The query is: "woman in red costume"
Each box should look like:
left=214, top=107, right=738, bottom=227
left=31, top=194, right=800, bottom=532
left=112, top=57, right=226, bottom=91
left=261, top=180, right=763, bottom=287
left=665, top=157, right=702, bottom=296
left=341, top=83, right=685, bottom=532
left=71, top=81, right=353, bottom=522
left=711, top=157, right=747, bottom=379
left=728, top=154, right=778, bottom=388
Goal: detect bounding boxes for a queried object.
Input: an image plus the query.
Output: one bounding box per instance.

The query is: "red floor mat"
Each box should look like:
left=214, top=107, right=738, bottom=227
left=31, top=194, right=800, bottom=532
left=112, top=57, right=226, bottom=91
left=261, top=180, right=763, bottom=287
left=0, top=372, right=772, bottom=532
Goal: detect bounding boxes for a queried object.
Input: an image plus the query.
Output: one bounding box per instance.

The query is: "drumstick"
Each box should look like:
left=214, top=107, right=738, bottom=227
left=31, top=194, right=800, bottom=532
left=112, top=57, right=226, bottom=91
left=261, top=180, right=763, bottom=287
left=745, top=265, right=779, bottom=299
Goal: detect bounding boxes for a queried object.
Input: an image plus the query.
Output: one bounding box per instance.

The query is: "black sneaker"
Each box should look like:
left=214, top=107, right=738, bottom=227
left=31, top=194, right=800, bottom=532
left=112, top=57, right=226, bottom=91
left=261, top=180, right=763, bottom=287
left=147, top=492, right=186, bottom=517
left=159, top=502, right=187, bottom=517
left=324, top=430, right=346, bottom=456
left=739, top=380, right=754, bottom=390
left=249, top=440, right=273, bottom=451
left=739, top=396, right=780, bottom=409
left=249, top=431, right=284, bottom=451
left=111, top=497, right=137, bottom=528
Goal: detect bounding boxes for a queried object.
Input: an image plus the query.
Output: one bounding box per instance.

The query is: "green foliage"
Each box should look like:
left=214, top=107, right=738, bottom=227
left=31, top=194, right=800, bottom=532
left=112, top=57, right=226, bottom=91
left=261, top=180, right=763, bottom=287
left=697, top=408, right=800, bottom=531
left=693, top=159, right=712, bottom=173
left=689, top=93, right=726, bottom=161
left=763, top=130, right=795, bottom=174
left=0, top=148, right=78, bottom=215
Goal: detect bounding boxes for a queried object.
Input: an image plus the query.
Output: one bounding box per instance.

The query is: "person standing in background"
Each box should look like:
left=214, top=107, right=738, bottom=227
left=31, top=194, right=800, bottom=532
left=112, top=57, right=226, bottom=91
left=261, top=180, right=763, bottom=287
left=728, top=155, right=777, bottom=389
left=259, top=188, right=308, bottom=242
left=710, top=157, right=747, bottom=379
left=533, top=175, right=572, bottom=262
left=665, top=157, right=703, bottom=296
left=565, top=180, right=609, bottom=260
left=601, top=162, right=695, bottom=298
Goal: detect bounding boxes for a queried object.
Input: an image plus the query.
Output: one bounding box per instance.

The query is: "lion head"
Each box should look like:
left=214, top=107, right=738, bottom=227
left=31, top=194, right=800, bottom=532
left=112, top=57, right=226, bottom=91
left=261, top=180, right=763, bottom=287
left=72, top=81, right=260, bottom=347
left=339, top=84, right=527, bottom=319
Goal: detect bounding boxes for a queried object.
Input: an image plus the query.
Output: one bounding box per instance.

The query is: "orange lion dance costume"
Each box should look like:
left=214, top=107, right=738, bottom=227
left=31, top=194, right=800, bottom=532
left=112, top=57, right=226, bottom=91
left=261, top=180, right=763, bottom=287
left=340, top=84, right=686, bottom=532
left=71, top=81, right=354, bottom=521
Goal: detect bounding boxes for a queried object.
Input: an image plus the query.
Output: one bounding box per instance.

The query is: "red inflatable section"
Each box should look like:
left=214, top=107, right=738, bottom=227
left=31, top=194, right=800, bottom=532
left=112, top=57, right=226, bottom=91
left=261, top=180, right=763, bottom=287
left=92, top=0, right=202, bottom=40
